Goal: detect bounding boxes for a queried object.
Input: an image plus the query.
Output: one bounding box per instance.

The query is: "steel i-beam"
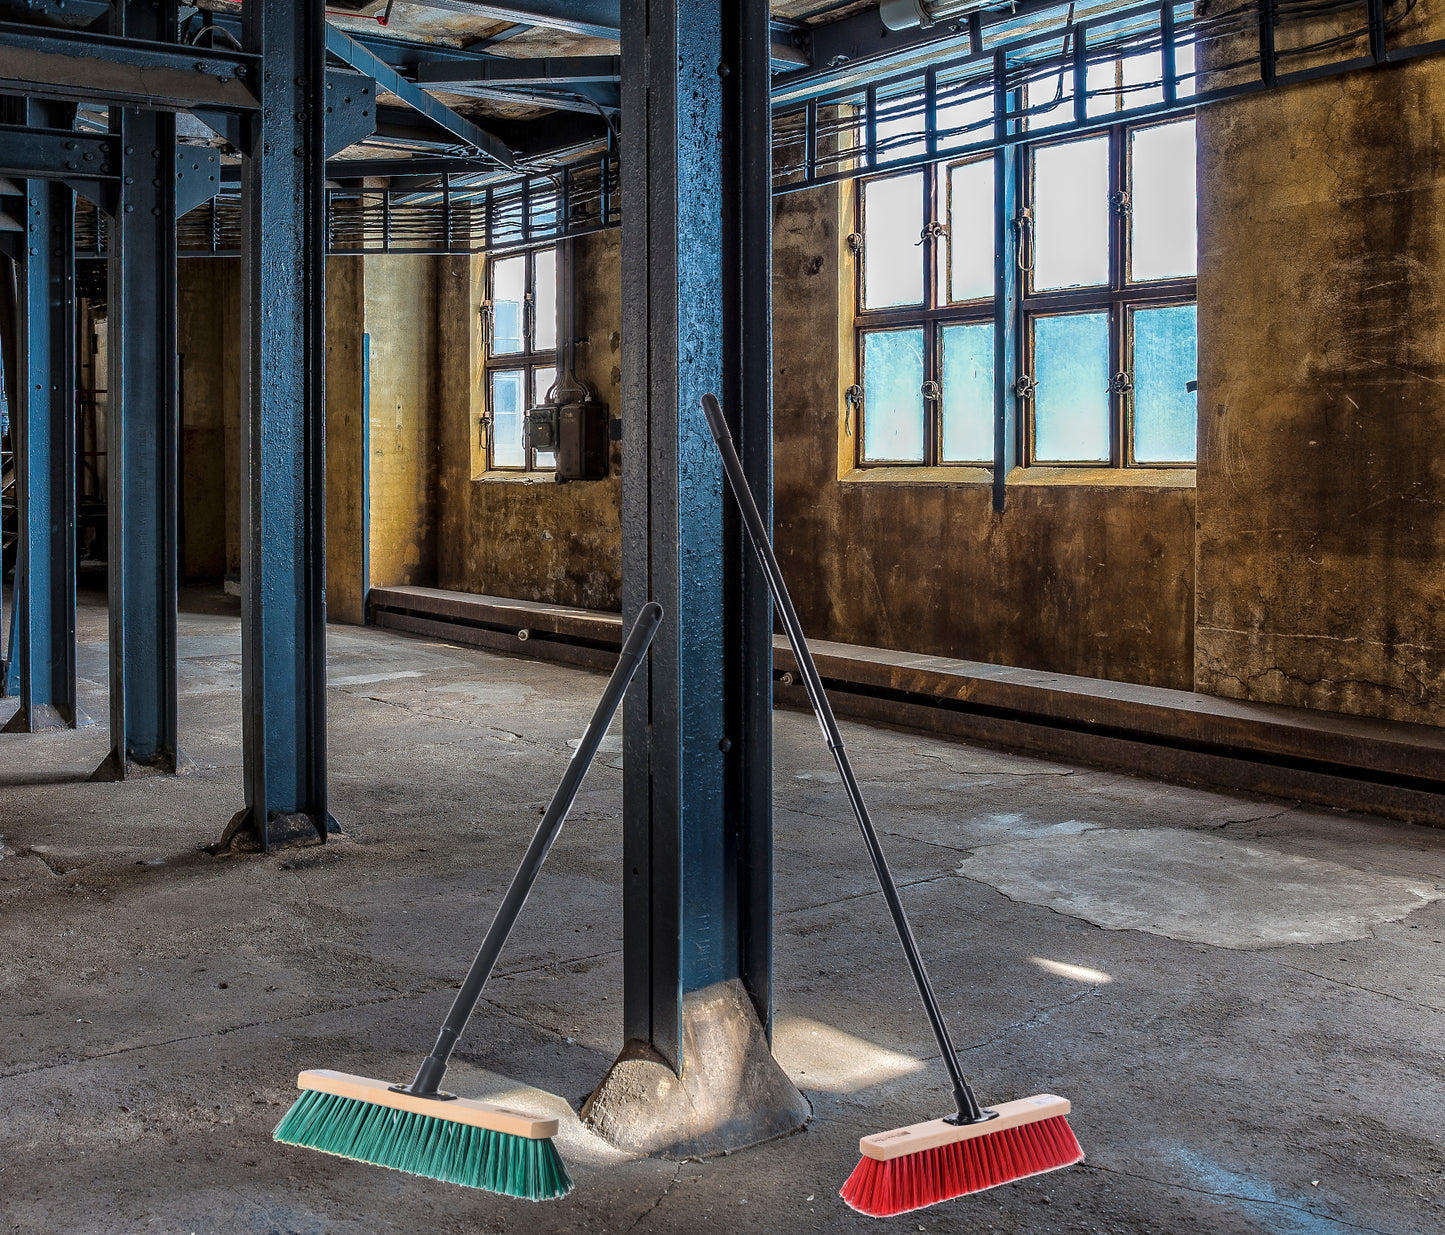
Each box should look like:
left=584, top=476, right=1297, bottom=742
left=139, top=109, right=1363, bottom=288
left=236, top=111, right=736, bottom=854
left=215, top=0, right=331, bottom=852
left=92, top=2, right=185, bottom=779
left=3, top=100, right=85, bottom=734
left=582, top=0, right=806, bottom=1159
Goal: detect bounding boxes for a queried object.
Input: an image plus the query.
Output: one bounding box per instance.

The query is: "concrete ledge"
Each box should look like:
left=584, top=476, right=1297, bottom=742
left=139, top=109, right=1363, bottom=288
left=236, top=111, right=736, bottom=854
left=367, top=585, right=1445, bottom=827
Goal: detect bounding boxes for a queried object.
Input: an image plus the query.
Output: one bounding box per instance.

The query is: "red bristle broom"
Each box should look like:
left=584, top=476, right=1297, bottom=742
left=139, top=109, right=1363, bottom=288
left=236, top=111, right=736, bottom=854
left=701, top=394, right=1085, bottom=1218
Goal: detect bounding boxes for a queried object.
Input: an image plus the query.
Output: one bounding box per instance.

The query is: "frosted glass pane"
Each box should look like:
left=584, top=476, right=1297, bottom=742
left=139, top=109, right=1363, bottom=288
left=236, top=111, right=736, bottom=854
left=1132, top=304, right=1197, bottom=464
left=940, top=323, right=995, bottom=463
left=1176, top=41, right=1197, bottom=98
left=532, top=366, right=557, bottom=468
left=490, top=369, right=526, bottom=468
left=863, top=173, right=924, bottom=309
left=1032, top=138, right=1109, bottom=290
left=1033, top=313, right=1110, bottom=463
left=1087, top=50, right=1163, bottom=116
left=862, top=329, right=925, bottom=463
left=876, top=93, right=927, bottom=164
left=936, top=87, right=992, bottom=151
left=491, top=255, right=526, bottom=355
left=947, top=159, right=995, bottom=303
left=533, top=247, right=557, bottom=352
left=1130, top=120, right=1197, bottom=282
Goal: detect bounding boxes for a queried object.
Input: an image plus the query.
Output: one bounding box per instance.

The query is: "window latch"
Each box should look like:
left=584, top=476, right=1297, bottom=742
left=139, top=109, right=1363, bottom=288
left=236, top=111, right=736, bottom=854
left=1110, top=190, right=1131, bottom=217
left=480, top=300, right=494, bottom=347
left=921, top=379, right=942, bottom=402
left=844, top=383, right=862, bottom=436
left=1014, top=375, right=1036, bottom=400
left=1012, top=208, right=1034, bottom=273
left=846, top=231, right=864, bottom=256
left=1110, top=372, right=1134, bottom=396
left=917, top=221, right=949, bottom=246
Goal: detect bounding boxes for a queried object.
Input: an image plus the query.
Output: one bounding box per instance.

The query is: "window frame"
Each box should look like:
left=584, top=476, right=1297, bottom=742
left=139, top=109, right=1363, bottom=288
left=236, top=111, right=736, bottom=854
left=851, top=112, right=1197, bottom=474
left=483, top=243, right=559, bottom=474
left=1020, top=118, right=1197, bottom=469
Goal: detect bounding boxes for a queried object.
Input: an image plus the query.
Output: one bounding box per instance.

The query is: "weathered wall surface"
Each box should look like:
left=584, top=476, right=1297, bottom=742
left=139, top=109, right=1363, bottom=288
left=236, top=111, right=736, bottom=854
left=364, top=257, right=440, bottom=591
left=177, top=258, right=239, bottom=580
left=437, top=231, right=624, bottom=610
left=325, top=258, right=367, bottom=624
left=773, top=185, right=1198, bottom=689
left=1195, top=52, right=1445, bottom=723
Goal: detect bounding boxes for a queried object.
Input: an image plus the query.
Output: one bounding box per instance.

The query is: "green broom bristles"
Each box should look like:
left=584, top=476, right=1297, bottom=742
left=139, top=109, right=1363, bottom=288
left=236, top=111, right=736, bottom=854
left=273, top=1088, right=574, bottom=1201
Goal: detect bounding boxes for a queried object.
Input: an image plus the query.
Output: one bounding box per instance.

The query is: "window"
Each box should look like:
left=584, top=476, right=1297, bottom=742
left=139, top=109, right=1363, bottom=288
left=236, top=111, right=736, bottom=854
left=853, top=91, right=1197, bottom=473
left=855, top=159, right=997, bottom=467
left=1023, top=118, right=1197, bottom=466
left=485, top=245, right=558, bottom=471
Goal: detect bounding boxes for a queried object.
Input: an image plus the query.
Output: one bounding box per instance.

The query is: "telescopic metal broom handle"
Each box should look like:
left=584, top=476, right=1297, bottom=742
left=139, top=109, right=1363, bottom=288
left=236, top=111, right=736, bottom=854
left=406, top=601, right=665, bottom=1099
left=700, top=393, right=987, bottom=1125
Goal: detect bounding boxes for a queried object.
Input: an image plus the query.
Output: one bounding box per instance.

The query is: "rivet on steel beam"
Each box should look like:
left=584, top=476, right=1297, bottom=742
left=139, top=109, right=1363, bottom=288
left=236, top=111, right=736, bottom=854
left=125, top=146, right=134, bottom=155
left=124, top=204, right=133, bottom=213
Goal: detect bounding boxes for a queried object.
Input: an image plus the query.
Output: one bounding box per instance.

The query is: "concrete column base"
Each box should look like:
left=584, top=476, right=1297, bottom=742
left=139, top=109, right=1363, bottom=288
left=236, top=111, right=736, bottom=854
left=1, top=704, right=91, bottom=733
left=88, top=747, right=193, bottom=781
left=582, top=979, right=810, bottom=1160
left=208, top=807, right=339, bottom=855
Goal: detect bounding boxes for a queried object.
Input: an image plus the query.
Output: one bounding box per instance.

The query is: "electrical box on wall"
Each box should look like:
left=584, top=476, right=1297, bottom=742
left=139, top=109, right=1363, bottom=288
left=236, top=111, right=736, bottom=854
left=527, top=400, right=611, bottom=482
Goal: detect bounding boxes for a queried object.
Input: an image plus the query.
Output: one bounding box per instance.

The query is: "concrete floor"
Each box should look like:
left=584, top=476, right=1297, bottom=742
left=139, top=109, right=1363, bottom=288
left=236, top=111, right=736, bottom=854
left=2, top=592, right=1443, bottom=1235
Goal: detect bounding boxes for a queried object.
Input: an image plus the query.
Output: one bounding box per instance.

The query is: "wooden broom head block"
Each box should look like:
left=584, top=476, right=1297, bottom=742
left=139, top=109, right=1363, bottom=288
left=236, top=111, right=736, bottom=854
left=296, top=1069, right=560, bottom=1141
left=859, top=1094, right=1071, bottom=1162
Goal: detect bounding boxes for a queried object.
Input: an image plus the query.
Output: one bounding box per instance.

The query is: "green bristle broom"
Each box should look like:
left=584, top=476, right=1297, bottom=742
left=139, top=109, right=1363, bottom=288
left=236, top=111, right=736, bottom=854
left=274, top=602, right=665, bottom=1201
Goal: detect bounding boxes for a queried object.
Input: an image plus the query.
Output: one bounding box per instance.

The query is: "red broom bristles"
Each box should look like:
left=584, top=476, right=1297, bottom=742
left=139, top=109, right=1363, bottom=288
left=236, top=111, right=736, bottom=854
left=840, top=1114, right=1084, bottom=1217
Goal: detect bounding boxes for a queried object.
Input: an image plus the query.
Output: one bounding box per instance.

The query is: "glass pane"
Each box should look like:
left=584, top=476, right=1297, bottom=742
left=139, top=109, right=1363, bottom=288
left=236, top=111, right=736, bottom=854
left=1132, top=304, right=1197, bottom=464
left=875, top=91, right=927, bottom=165
left=1176, top=40, right=1197, bottom=99
left=862, top=329, right=925, bottom=463
left=491, top=255, right=526, bottom=355
left=862, top=172, right=924, bottom=309
left=947, top=159, right=995, bottom=303
left=1032, top=138, right=1109, bottom=291
left=533, top=247, right=558, bottom=353
left=1033, top=312, right=1111, bottom=463
left=936, top=83, right=992, bottom=152
left=532, top=366, right=557, bottom=469
left=1088, top=50, right=1164, bottom=117
left=490, top=369, right=526, bottom=468
left=1130, top=120, right=1197, bottom=282
left=940, top=323, right=995, bottom=463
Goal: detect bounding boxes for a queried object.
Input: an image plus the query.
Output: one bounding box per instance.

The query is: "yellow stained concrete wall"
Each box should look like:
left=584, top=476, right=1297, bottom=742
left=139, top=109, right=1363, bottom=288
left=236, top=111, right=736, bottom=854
left=773, top=183, right=1197, bottom=688
left=363, top=256, right=440, bottom=591
left=177, top=258, right=239, bottom=580
left=326, top=257, right=367, bottom=625
left=436, top=232, right=623, bottom=610
left=1196, top=35, right=1445, bottom=723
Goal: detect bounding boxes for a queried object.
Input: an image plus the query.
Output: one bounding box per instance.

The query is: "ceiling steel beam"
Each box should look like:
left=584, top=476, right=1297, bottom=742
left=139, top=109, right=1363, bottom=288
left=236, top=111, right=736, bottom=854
left=397, top=0, right=620, bottom=39
left=326, top=25, right=516, bottom=166
left=0, top=124, right=116, bottom=181
left=773, top=0, right=1061, bottom=102
left=415, top=53, right=620, bottom=86
left=0, top=20, right=259, bottom=111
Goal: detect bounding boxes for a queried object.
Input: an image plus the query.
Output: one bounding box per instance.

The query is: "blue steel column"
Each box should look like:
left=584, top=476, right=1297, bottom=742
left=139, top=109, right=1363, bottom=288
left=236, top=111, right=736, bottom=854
left=218, top=0, right=330, bottom=850
left=92, top=3, right=183, bottom=778
left=620, top=0, right=775, bottom=1070
left=2, top=100, right=83, bottom=734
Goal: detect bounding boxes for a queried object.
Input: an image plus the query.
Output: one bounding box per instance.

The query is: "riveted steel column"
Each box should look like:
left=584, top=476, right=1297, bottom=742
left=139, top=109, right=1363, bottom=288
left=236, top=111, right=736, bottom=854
left=218, top=0, right=330, bottom=850
left=92, top=2, right=182, bottom=779
left=620, top=0, right=774, bottom=1071
left=3, top=100, right=83, bottom=734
